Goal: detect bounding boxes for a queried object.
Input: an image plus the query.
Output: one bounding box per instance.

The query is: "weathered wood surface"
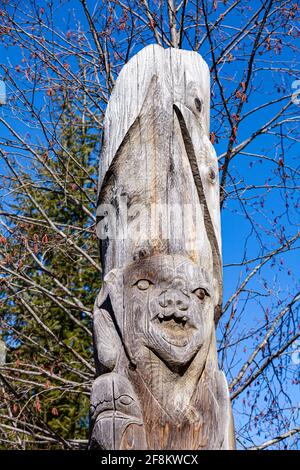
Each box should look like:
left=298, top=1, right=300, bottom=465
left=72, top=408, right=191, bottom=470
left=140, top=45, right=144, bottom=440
left=90, top=44, right=235, bottom=450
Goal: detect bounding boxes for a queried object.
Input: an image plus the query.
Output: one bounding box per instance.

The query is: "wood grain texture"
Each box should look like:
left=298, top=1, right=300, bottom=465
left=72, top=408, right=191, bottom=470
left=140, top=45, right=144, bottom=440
left=90, top=44, right=235, bottom=450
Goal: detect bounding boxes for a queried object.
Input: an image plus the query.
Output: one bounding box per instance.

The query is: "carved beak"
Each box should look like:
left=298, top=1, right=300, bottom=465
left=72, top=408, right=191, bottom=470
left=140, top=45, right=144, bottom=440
left=94, top=410, right=143, bottom=426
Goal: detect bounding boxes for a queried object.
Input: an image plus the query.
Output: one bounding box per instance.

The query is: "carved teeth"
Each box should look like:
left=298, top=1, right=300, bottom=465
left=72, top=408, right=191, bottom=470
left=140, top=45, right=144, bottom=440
left=157, top=313, right=187, bottom=326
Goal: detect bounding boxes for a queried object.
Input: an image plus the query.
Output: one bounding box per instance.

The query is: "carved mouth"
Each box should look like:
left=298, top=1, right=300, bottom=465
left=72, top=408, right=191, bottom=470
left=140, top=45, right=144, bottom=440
left=158, top=313, right=187, bottom=328
left=94, top=410, right=143, bottom=425
left=152, top=313, right=196, bottom=345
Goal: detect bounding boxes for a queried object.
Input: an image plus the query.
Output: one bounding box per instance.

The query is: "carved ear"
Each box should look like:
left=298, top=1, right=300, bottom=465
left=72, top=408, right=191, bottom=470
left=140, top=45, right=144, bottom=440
left=93, top=280, right=123, bottom=375
left=103, top=268, right=122, bottom=287
left=101, top=268, right=124, bottom=323
left=95, top=269, right=124, bottom=319
left=211, top=277, right=222, bottom=324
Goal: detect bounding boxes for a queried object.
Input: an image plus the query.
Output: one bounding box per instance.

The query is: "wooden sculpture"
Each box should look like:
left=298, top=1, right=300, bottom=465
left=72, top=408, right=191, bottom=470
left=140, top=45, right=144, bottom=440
left=90, top=45, right=235, bottom=450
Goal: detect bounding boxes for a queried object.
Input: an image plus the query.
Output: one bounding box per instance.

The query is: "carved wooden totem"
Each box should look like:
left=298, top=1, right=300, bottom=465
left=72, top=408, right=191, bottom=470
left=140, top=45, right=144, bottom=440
left=90, top=45, right=235, bottom=450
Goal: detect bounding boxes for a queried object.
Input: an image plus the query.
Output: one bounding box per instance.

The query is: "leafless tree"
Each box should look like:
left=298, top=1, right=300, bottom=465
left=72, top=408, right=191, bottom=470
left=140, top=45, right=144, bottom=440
left=0, top=0, right=299, bottom=449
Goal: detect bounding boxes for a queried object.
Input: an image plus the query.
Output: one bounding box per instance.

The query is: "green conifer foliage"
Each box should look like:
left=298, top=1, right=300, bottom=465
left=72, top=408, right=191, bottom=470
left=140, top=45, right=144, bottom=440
left=0, top=90, right=99, bottom=448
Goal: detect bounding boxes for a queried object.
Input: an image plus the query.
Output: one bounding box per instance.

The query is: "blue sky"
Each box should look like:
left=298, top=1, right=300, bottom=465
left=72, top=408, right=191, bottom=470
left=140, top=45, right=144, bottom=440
left=0, top=0, right=299, bottom=449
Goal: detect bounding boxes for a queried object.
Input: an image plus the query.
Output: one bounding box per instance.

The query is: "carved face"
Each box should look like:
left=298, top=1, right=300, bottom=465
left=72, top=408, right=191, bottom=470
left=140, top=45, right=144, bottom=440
left=90, top=373, right=145, bottom=449
left=123, top=254, right=215, bottom=368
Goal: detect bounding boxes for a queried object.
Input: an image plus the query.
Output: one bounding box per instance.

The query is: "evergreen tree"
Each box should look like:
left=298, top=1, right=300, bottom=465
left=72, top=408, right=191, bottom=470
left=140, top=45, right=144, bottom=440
left=0, top=88, right=99, bottom=448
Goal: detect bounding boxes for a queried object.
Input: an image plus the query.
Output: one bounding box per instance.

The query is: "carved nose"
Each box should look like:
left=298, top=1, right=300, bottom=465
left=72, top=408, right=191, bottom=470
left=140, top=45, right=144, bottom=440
left=158, top=290, right=189, bottom=311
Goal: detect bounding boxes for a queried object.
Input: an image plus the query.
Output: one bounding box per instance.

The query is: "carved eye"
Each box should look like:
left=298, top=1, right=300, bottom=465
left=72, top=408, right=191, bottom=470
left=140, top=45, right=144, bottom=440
left=208, top=167, right=216, bottom=184
left=194, top=97, right=202, bottom=113
left=117, top=394, right=133, bottom=406
left=135, top=279, right=153, bottom=290
left=193, top=288, right=209, bottom=300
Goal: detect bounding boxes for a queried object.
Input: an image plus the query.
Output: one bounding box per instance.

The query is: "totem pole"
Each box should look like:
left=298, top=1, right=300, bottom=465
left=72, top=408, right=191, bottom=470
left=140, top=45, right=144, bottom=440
left=89, top=45, right=235, bottom=450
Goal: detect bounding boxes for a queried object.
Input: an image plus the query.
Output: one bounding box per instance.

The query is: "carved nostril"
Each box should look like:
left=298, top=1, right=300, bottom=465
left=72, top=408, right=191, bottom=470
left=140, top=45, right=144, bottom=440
left=159, top=297, right=173, bottom=308
left=159, top=291, right=190, bottom=310
left=176, top=299, right=189, bottom=311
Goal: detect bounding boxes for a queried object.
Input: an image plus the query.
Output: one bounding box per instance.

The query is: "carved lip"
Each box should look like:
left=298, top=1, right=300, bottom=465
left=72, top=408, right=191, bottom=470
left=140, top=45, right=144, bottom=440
left=161, top=332, right=189, bottom=347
